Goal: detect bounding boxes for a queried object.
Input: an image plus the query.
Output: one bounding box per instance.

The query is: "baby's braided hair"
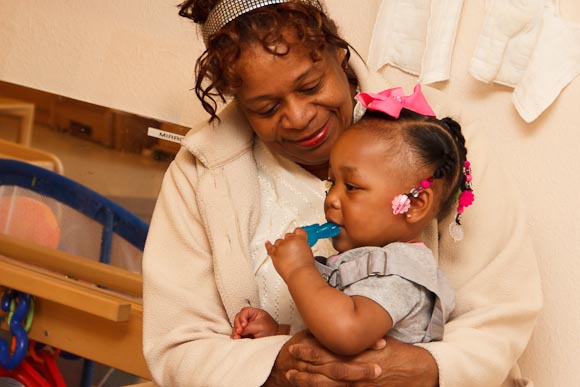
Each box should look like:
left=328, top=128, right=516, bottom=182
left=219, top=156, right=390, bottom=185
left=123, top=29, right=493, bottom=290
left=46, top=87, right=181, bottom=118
left=357, top=110, right=469, bottom=220
left=402, top=112, right=468, bottom=219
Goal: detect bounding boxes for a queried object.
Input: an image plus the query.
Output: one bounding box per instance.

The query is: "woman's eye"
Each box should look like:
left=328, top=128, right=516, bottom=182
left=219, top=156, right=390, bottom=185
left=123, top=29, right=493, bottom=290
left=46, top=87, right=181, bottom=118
left=256, top=104, right=279, bottom=117
left=301, top=82, right=321, bottom=94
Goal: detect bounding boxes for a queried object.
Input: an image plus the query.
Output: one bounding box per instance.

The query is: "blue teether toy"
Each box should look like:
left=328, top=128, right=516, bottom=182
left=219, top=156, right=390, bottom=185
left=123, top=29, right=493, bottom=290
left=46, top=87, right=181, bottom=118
left=302, top=222, right=340, bottom=247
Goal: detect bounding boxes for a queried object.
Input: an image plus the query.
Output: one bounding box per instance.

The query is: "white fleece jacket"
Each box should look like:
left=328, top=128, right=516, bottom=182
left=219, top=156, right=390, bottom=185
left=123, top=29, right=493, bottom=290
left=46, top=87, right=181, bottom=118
left=142, top=56, right=542, bottom=387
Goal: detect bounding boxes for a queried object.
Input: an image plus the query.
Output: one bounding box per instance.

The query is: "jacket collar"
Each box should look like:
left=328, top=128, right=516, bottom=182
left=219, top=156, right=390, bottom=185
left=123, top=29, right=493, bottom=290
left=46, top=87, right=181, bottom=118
left=181, top=101, right=254, bottom=169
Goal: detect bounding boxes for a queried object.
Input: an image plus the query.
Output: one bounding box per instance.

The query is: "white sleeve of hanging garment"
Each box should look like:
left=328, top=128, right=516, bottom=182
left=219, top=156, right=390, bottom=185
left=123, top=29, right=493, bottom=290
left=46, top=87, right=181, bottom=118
left=420, top=0, right=464, bottom=84
left=367, top=0, right=463, bottom=84
left=513, top=7, right=580, bottom=123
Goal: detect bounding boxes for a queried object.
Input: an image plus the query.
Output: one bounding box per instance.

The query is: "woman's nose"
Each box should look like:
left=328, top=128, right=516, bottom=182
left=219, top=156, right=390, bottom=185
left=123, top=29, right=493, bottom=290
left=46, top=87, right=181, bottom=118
left=280, top=96, right=315, bottom=130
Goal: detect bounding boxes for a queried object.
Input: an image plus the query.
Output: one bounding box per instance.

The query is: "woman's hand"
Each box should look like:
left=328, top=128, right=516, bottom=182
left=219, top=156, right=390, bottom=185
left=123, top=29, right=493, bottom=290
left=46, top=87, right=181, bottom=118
left=264, top=331, right=380, bottom=387
left=264, top=331, right=439, bottom=387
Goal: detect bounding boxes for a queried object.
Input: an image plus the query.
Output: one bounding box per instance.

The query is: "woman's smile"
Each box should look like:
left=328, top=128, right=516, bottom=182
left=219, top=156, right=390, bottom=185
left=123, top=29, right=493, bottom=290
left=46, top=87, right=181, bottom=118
left=295, top=123, right=330, bottom=148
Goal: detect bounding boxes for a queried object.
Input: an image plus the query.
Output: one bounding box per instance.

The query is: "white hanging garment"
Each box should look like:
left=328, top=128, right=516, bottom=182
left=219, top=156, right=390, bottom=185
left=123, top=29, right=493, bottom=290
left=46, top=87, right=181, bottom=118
left=470, top=0, right=580, bottom=122
left=513, top=5, right=580, bottom=122
left=469, top=0, right=544, bottom=86
left=367, top=0, right=464, bottom=84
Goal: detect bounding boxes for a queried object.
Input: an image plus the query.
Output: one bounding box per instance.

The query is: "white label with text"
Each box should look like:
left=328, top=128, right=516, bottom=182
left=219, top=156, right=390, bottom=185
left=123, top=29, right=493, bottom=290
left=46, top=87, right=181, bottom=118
left=147, top=128, right=185, bottom=144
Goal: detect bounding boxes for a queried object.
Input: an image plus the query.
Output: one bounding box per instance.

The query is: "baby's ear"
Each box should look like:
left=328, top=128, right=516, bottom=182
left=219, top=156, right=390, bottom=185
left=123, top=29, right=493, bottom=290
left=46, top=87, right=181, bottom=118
left=406, top=188, right=435, bottom=224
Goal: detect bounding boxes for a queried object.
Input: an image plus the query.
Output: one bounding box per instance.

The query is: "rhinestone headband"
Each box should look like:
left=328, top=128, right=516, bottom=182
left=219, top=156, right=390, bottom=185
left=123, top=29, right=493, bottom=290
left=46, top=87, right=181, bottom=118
left=201, top=0, right=323, bottom=45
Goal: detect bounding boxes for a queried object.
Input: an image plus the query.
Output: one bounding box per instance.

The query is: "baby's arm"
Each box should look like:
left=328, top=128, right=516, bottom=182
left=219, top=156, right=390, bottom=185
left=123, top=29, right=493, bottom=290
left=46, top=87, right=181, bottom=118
left=231, top=306, right=290, bottom=339
left=266, top=228, right=393, bottom=355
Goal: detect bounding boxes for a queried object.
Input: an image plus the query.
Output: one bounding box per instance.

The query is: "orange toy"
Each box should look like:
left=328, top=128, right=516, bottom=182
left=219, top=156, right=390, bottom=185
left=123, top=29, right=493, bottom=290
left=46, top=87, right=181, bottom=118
left=0, top=196, right=60, bottom=249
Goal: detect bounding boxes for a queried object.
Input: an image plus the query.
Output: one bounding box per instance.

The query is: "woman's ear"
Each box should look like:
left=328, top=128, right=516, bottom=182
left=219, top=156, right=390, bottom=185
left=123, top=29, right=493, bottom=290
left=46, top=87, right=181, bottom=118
left=406, top=188, right=435, bottom=224
left=335, top=47, right=348, bottom=68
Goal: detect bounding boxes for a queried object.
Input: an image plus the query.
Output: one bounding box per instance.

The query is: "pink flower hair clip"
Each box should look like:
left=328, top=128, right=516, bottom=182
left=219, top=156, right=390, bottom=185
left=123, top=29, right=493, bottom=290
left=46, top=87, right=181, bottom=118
left=391, top=177, right=434, bottom=215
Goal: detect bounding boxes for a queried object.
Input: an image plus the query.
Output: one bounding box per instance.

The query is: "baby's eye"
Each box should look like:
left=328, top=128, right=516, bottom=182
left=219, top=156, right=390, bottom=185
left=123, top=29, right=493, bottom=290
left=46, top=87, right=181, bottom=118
left=345, top=183, right=359, bottom=191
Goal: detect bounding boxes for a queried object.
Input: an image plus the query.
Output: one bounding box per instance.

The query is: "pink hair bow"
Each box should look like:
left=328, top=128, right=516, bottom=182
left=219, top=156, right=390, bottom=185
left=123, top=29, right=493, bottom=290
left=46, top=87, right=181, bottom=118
left=356, top=84, right=435, bottom=118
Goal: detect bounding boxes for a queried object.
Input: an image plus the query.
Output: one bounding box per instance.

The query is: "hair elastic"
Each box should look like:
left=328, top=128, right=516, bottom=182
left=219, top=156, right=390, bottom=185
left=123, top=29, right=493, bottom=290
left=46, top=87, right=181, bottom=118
left=202, top=0, right=322, bottom=45
left=449, top=161, right=475, bottom=241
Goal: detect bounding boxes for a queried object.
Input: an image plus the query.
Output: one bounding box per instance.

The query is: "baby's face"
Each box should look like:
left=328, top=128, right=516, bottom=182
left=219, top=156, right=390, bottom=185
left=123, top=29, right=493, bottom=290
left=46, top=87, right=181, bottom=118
left=324, top=129, right=413, bottom=252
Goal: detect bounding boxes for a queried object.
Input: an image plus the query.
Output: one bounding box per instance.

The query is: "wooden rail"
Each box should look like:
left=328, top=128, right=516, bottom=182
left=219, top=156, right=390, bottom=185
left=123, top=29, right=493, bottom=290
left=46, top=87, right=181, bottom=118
left=0, top=233, right=151, bottom=379
left=0, top=233, right=142, bottom=297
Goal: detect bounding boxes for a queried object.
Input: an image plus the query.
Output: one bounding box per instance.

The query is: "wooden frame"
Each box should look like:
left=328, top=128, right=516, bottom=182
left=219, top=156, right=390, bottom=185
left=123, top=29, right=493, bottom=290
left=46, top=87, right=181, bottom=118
left=0, top=138, right=64, bottom=174
left=0, top=97, right=35, bottom=147
left=0, top=233, right=151, bottom=379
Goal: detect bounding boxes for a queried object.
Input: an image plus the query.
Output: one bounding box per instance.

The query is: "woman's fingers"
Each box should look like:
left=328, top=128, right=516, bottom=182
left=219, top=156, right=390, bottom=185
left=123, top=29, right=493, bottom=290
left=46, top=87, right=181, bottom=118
left=293, top=360, right=381, bottom=382
left=289, top=341, right=343, bottom=365
left=286, top=370, right=339, bottom=387
left=286, top=369, right=378, bottom=387
left=289, top=343, right=381, bottom=382
left=289, top=344, right=323, bottom=364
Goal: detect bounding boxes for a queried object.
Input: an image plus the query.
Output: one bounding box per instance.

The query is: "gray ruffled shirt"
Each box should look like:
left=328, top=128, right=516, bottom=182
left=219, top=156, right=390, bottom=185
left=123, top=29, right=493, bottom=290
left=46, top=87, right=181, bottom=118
left=315, top=242, right=455, bottom=343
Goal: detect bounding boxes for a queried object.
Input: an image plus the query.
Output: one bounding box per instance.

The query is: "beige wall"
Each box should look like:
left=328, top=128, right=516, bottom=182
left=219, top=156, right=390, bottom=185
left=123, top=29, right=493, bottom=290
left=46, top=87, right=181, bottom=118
left=1, top=1, right=579, bottom=385
left=0, top=0, right=200, bottom=125
left=373, top=3, right=580, bottom=386
left=0, top=0, right=378, bottom=126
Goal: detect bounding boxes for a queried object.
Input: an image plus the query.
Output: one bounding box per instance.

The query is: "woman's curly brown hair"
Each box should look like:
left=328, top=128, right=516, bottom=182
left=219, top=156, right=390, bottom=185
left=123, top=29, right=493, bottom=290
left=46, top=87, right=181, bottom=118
left=178, top=0, right=358, bottom=122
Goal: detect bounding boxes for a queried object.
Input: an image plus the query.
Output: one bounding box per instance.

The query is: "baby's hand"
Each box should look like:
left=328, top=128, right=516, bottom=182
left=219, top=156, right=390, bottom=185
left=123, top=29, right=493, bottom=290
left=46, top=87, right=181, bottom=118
left=265, top=228, right=315, bottom=281
left=231, top=307, right=281, bottom=339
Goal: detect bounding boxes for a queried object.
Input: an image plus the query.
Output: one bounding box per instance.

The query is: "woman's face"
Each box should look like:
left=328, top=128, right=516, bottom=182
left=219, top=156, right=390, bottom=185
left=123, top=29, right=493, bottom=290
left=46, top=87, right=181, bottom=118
left=234, top=38, right=354, bottom=170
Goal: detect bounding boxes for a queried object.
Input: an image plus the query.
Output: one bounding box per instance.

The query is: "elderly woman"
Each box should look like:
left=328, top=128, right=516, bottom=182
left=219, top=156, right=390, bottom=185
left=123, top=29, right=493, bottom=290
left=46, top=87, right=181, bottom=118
left=142, top=1, right=542, bottom=386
